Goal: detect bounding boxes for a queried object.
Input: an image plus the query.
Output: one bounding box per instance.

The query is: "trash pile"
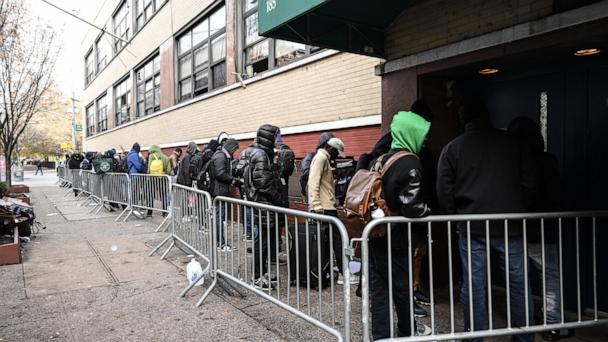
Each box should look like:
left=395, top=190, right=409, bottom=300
left=0, top=198, right=42, bottom=244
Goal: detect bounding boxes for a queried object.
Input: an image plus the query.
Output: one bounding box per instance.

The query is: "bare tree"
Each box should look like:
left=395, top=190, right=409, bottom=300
left=0, top=0, right=59, bottom=185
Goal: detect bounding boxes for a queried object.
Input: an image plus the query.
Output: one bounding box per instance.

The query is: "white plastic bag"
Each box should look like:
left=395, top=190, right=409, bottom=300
left=186, top=257, right=204, bottom=287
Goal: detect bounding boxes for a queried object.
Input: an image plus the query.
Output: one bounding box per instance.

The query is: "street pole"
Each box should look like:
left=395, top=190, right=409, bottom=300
left=70, top=93, right=79, bottom=151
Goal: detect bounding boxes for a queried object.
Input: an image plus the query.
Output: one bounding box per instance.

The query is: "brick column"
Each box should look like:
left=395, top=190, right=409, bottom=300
left=159, top=38, right=175, bottom=109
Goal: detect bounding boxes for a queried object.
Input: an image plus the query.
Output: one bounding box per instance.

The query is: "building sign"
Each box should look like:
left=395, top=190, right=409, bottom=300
left=258, top=0, right=328, bottom=35
left=74, top=124, right=82, bottom=132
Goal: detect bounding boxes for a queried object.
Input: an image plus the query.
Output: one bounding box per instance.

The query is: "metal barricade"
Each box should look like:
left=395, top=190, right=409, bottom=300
left=126, top=174, right=171, bottom=231
left=210, top=196, right=353, bottom=342
left=80, top=170, right=93, bottom=201
left=100, top=173, right=131, bottom=221
left=353, top=211, right=608, bottom=342
left=87, top=171, right=104, bottom=213
left=149, top=184, right=216, bottom=305
left=57, top=165, right=68, bottom=186
left=69, top=169, right=84, bottom=199
left=62, top=168, right=76, bottom=196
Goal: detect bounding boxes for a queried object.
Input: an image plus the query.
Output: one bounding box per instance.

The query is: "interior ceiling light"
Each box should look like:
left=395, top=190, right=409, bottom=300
left=479, top=68, right=499, bottom=75
left=574, top=48, right=600, bottom=56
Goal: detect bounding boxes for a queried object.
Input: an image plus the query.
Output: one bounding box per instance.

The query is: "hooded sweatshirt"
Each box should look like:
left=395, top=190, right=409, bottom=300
left=177, top=142, right=198, bottom=186
left=147, top=145, right=171, bottom=176
left=391, top=111, right=430, bottom=154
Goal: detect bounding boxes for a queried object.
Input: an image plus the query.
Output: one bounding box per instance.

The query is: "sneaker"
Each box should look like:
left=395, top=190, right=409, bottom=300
left=337, top=274, right=359, bottom=285
left=271, top=254, right=287, bottom=265
left=244, top=234, right=253, bottom=242
left=415, top=324, right=432, bottom=336
left=252, top=276, right=275, bottom=291
left=414, top=302, right=427, bottom=318
left=217, top=245, right=233, bottom=252
left=133, top=210, right=144, bottom=219
left=542, top=329, right=573, bottom=341
left=414, top=290, right=431, bottom=306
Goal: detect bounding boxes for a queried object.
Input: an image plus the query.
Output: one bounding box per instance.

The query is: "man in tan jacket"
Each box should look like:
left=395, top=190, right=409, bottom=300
left=308, top=137, right=353, bottom=285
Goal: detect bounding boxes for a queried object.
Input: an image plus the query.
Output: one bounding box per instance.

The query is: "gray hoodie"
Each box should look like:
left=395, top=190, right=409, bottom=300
left=177, top=142, right=198, bottom=186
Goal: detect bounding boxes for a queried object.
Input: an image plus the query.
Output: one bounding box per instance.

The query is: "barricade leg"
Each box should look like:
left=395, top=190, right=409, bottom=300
left=148, top=234, right=173, bottom=257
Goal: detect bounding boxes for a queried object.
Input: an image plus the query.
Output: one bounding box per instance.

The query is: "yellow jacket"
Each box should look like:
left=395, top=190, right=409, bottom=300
left=307, top=149, right=336, bottom=212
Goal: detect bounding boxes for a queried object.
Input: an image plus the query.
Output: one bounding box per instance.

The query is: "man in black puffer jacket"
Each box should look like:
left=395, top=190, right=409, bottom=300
left=240, top=124, right=283, bottom=290
left=210, top=138, right=242, bottom=251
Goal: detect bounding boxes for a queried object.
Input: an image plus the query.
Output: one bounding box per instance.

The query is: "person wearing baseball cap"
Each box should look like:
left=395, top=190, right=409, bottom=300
left=308, top=136, right=346, bottom=282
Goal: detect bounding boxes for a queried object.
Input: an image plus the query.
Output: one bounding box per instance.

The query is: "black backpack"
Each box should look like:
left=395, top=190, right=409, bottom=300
left=299, top=152, right=315, bottom=197
left=334, top=159, right=356, bottom=206
left=276, top=144, right=295, bottom=179
left=115, top=157, right=128, bottom=173
left=196, top=157, right=214, bottom=193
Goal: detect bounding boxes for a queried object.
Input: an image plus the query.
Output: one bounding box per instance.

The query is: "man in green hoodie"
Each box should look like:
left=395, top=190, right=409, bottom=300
left=146, top=145, right=171, bottom=217
left=369, top=110, right=431, bottom=339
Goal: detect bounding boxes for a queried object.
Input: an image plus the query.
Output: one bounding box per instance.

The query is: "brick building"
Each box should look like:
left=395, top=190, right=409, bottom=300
left=81, top=0, right=383, bottom=161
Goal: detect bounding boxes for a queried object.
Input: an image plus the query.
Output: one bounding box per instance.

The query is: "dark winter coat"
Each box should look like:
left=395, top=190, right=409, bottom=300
left=242, top=125, right=282, bottom=206
left=177, top=142, right=197, bottom=186
left=508, top=117, right=560, bottom=243
left=436, top=118, right=540, bottom=236
left=210, top=147, right=238, bottom=197
left=68, top=154, right=83, bottom=170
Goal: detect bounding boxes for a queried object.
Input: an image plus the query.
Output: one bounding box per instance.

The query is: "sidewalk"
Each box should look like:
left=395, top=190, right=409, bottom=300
left=0, top=174, right=291, bottom=341
left=1, top=172, right=606, bottom=341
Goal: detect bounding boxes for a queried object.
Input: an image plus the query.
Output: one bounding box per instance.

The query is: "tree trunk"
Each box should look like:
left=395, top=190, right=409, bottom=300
left=4, top=152, right=11, bottom=187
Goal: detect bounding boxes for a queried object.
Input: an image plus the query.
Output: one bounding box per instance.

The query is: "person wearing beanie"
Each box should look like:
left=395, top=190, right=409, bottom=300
left=210, top=138, right=242, bottom=251
left=127, top=142, right=146, bottom=174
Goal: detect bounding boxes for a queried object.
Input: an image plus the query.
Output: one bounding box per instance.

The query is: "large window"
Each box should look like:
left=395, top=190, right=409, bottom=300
left=86, top=104, right=95, bottom=136
left=114, top=77, right=131, bottom=126
left=135, top=55, right=160, bottom=117
left=177, top=5, right=226, bottom=102
left=85, top=51, right=95, bottom=84
left=113, top=1, right=130, bottom=53
left=96, top=94, right=108, bottom=133
left=242, top=0, right=312, bottom=77
left=135, top=0, right=166, bottom=32
left=96, top=34, right=111, bottom=71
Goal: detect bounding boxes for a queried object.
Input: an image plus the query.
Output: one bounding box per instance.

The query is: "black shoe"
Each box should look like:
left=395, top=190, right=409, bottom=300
left=162, top=212, right=167, bottom=217
left=414, top=302, right=427, bottom=318
left=542, top=329, right=573, bottom=341
left=356, top=285, right=362, bottom=298
left=414, top=290, right=431, bottom=306
left=146, top=210, right=153, bottom=218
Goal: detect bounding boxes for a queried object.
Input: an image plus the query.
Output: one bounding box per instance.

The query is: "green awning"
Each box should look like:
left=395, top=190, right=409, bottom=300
left=258, top=0, right=416, bottom=58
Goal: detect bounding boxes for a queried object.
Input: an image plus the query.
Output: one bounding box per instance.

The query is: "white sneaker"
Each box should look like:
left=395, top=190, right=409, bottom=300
left=415, top=324, right=432, bottom=336
left=252, top=276, right=275, bottom=291
left=217, top=245, right=233, bottom=252
left=337, top=274, right=359, bottom=285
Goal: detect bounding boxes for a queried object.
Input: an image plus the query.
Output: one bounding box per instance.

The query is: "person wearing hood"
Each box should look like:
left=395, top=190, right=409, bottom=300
left=508, top=116, right=564, bottom=341
left=368, top=110, right=432, bottom=340
left=147, top=145, right=171, bottom=176
left=210, top=138, right=242, bottom=251
left=127, top=143, right=146, bottom=174
left=177, top=142, right=198, bottom=186
left=190, top=139, right=219, bottom=186
left=437, top=97, right=539, bottom=342
left=240, top=124, right=283, bottom=290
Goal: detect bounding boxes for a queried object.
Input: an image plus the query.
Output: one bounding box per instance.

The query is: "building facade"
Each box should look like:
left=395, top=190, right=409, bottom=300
left=81, top=0, right=383, bottom=159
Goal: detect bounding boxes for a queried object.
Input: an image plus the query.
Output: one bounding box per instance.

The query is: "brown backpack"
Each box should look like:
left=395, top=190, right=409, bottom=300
left=344, top=151, right=412, bottom=237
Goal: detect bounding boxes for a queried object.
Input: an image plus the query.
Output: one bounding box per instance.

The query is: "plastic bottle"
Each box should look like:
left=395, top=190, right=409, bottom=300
left=186, top=258, right=204, bottom=287
left=370, top=203, right=385, bottom=219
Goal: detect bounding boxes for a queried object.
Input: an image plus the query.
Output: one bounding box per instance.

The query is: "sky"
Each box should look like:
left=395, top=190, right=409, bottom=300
left=26, top=0, right=106, bottom=98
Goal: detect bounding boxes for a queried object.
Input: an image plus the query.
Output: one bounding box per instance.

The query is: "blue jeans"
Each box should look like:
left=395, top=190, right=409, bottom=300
left=528, top=243, right=560, bottom=324
left=244, top=206, right=258, bottom=239
left=458, top=231, right=534, bottom=342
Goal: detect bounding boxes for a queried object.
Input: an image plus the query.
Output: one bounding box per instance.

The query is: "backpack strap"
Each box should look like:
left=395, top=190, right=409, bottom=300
left=372, top=151, right=416, bottom=175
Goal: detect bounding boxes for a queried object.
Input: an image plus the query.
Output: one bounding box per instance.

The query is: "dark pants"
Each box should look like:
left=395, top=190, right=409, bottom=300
left=215, top=200, right=226, bottom=247
left=35, top=167, right=43, bottom=175
left=252, top=210, right=278, bottom=278
left=370, top=244, right=416, bottom=340
left=323, top=210, right=343, bottom=274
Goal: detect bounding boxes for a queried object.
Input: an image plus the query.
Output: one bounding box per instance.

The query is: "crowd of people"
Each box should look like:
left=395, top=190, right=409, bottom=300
left=62, top=92, right=562, bottom=341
